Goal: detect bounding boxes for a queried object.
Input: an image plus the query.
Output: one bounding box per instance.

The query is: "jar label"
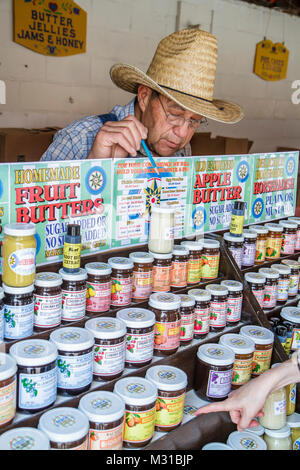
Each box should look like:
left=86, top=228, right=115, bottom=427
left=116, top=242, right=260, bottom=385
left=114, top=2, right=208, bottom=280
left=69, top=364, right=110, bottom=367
left=132, top=270, right=153, bottom=300
left=187, top=259, right=201, bottom=284
left=228, top=246, right=243, bottom=268
left=154, top=320, right=181, bottom=351
left=263, top=284, right=277, bottom=309
left=4, top=302, right=34, bottom=340
left=18, top=368, right=57, bottom=410
left=252, top=348, right=272, bottom=375
left=227, top=295, right=243, bottom=323
left=265, top=237, right=282, bottom=259
left=33, top=293, right=62, bottom=328
left=273, top=398, right=286, bottom=415
left=252, top=289, right=264, bottom=308
left=170, top=261, right=188, bottom=288
left=111, top=277, right=132, bottom=306
left=210, top=300, right=227, bottom=328
left=289, top=274, right=299, bottom=296
left=242, top=242, right=256, bottom=267
left=201, top=254, right=220, bottom=279
left=291, top=328, right=300, bottom=351
left=7, top=248, right=35, bottom=276
left=89, top=423, right=123, bottom=450
left=0, top=378, right=16, bottom=426
left=93, top=341, right=125, bottom=377
left=0, top=307, right=4, bottom=342
left=125, top=330, right=154, bottom=365
left=255, top=239, right=267, bottom=263
left=164, top=227, right=175, bottom=240
left=194, top=307, right=210, bottom=335
left=152, top=266, right=171, bottom=292
left=206, top=368, right=233, bottom=398
left=155, top=393, right=185, bottom=428
left=61, top=289, right=87, bottom=321
left=281, top=233, right=296, bottom=254
left=62, top=242, right=81, bottom=270
left=56, top=352, right=93, bottom=390
left=180, top=312, right=195, bottom=342
left=230, top=214, right=244, bottom=236
left=123, top=406, right=155, bottom=444
left=86, top=281, right=111, bottom=312
left=72, top=436, right=88, bottom=450
left=296, top=230, right=300, bottom=250
left=293, top=438, right=300, bottom=450
left=277, top=278, right=289, bottom=302
left=232, top=357, right=252, bottom=385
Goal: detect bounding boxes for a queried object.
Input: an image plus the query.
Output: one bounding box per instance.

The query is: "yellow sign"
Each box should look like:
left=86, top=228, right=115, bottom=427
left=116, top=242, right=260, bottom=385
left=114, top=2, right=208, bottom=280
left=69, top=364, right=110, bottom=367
left=13, top=0, right=87, bottom=57
left=253, top=39, right=289, bottom=81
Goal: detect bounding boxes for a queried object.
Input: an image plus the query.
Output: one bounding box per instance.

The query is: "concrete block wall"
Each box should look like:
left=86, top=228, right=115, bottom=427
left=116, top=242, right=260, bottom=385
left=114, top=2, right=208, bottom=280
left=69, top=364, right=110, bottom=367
left=0, top=0, right=299, bottom=153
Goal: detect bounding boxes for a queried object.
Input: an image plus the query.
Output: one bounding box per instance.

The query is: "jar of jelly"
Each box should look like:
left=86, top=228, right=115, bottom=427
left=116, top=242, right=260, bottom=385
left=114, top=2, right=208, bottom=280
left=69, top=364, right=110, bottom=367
left=170, top=245, right=189, bottom=290
left=188, top=288, right=211, bottom=339
left=219, top=333, right=255, bottom=388
left=240, top=325, right=274, bottom=376
left=60, top=268, right=87, bottom=323
left=244, top=272, right=266, bottom=309
left=33, top=272, right=62, bottom=331
left=288, top=217, right=300, bottom=251
left=279, top=220, right=297, bottom=255
left=3, top=283, right=34, bottom=340
left=251, top=225, right=269, bottom=264
left=108, top=257, right=133, bottom=307
left=281, top=259, right=300, bottom=297
left=227, top=431, right=267, bottom=450
left=178, top=294, right=195, bottom=345
left=201, top=239, right=220, bottom=280
left=0, top=427, right=50, bottom=450
left=180, top=240, right=203, bottom=285
left=223, top=233, right=244, bottom=269
left=220, top=280, right=243, bottom=326
left=258, top=268, right=279, bottom=309
left=265, top=223, right=283, bottom=260
left=0, top=353, right=17, bottom=429
left=150, top=252, right=172, bottom=293
left=129, top=252, right=154, bottom=301
left=280, top=307, right=300, bottom=352
left=205, top=284, right=228, bottom=332
left=85, top=262, right=112, bottom=314
left=242, top=229, right=257, bottom=267
left=271, top=264, right=291, bottom=303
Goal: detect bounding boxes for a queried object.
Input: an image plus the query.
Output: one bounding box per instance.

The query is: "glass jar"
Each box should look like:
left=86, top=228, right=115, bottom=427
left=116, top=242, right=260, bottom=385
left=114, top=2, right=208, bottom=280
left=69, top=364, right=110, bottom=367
left=188, top=288, right=211, bottom=339
left=78, top=390, right=125, bottom=450
left=170, top=245, right=189, bottom=290
left=280, top=307, right=300, bottom=352
left=275, top=325, right=287, bottom=351
left=85, top=262, right=112, bottom=314
left=33, top=272, right=62, bottom=331
left=242, top=229, right=257, bottom=267
left=108, top=257, right=134, bottom=307
left=281, top=259, right=300, bottom=297
left=180, top=240, right=203, bottom=285
left=148, top=292, right=181, bottom=356
left=286, top=382, right=296, bottom=416
left=288, top=217, right=300, bottom=251
left=287, top=412, right=300, bottom=450
left=146, top=365, right=187, bottom=432
left=3, top=283, right=34, bottom=340
left=229, top=201, right=245, bottom=237
left=202, top=442, right=233, bottom=450
left=226, top=431, right=267, bottom=450
left=282, top=321, right=294, bottom=356
left=129, top=252, right=154, bottom=301
left=223, top=233, right=244, bottom=269
left=0, top=353, right=17, bottom=429
left=220, top=280, right=243, bottom=326
left=258, top=387, right=287, bottom=430
left=271, top=264, right=291, bottom=303
left=0, top=427, right=50, bottom=450
left=205, top=284, right=228, bottom=332
left=201, top=239, right=220, bottom=280
left=251, top=225, right=269, bottom=264
left=240, top=325, right=274, bottom=376
left=258, top=268, right=279, bottom=309
left=178, top=294, right=195, bottom=345
left=279, top=220, right=297, bottom=255
left=2, top=223, right=36, bottom=287
left=265, top=223, right=283, bottom=260
left=0, top=287, right=3, bottom=342
left=60, top=268, right=87, bottom=323
left=150, top=252, right=172, bottom=293
left=244, top=272, right=266, bottom=309
left=219, top=333, right=255, bottom=388
left=148, top=205, right=175, bottom=254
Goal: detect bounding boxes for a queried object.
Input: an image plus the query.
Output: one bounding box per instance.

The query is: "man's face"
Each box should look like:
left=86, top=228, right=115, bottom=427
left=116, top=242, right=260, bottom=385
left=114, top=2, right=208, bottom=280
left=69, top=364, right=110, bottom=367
left=141, top=92, right=203, bottom=157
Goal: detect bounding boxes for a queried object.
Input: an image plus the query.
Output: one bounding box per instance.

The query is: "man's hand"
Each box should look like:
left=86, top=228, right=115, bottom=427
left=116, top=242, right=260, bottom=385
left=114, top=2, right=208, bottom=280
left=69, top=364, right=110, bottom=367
left=88, top=115, right=148, bottom=159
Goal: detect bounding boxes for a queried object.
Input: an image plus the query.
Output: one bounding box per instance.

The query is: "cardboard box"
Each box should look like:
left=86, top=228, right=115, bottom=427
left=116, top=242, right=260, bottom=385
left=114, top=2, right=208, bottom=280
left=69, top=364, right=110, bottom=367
left=0, top=127, right=60, bottom=162
left=190, top=132, right=253, bottom=156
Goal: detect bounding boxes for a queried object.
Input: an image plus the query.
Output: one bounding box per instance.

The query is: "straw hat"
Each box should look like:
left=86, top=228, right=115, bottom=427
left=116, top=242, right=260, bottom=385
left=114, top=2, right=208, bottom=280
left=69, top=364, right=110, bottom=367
left=110, top=28, right=244, bottom=124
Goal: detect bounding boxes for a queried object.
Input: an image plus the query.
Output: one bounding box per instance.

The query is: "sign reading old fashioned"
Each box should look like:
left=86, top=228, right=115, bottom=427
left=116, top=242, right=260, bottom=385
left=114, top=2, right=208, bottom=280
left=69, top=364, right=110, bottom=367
left=254, top=39, right=289, bottom=81
left=13, top=0, right=87, bottom=56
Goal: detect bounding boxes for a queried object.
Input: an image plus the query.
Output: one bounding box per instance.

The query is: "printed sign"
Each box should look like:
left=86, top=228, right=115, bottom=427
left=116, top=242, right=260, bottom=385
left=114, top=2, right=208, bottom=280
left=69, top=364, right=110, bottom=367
left=254, top=39, right=289, bottom=81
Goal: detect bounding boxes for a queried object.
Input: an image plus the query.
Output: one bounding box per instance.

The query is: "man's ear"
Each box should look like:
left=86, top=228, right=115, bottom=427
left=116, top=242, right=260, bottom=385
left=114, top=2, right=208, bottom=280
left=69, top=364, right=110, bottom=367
left=137, top=85, right=153, bottom=112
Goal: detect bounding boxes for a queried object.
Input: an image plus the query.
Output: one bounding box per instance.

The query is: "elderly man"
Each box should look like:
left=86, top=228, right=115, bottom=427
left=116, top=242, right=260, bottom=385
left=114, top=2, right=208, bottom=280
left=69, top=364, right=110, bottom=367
left=41, top=28, right=243, bottom=161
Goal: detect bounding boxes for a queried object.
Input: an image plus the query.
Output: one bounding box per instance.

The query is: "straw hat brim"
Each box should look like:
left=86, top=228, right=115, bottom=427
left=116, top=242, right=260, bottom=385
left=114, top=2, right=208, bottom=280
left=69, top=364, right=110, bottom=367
left=110, top=63, right=244, bottom=124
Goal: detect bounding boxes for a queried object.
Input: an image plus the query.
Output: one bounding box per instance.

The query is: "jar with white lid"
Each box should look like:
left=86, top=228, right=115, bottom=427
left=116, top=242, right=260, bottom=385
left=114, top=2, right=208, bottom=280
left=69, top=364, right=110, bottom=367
left=271, top=264, right=291, bottom=303
left=240, top=325, right=274, bottom=376
left=219, top=333, right=255, bottom=388
left=178, top=294, right=195, bottom=345
left=181, top=240, right=203, bottom=284
left=79, top=390, right=125, bottom=450
left=60, top=267, right=87, bottom=322
left=251, top=225, right=269, bottom=264
left=49, top=327, right=94, bottom=396
left=265, top=223, right=283, bottom=260
left=244, top=272, right=266, bottom=308
left=188, top=288, right=211, bottom=338
left=114, top=376, right=157, bottom=448
left=129, top=252, right=154, bottom=301
left=258, top=268, right=279, bottom=309
left=280, top=307, right=300, bottom=352
left=9, top=339, right=57, bottom=413
left=223, top=233, right=244, bottom=269
left=220, top=280, right=243, bottom=326
left=85, top=317, right=126, bottom=381
left=264, top=425, right=292, bottom=449
left=0, top=287, right=4, bottom=342
left=150, top=251, right=173, bottom=292
left=205, top=284, right=228, bottom=332
left=0, top=352, right=17, bottom=428
left=226, top=430, right=267, bottom=450
left=38, top=406, right=89, bottom=450
left=85, top=262, right=112, bottom=313
left=116, top=307, right=155, bottom=368
left=201, top=239, right=220, bottom=280
left=0, top=426, right=50, bottom=450
left=281, top=259, right=300, bottom=297
left=258, top=382, right=287, bottom=430
left=287, top=412, right=300, bottom=449
left=3, top=283, right=34, bottom=340
left=170, top=245, right=189, bottom=289
left=288, top=216, right=300, bottom=250
left=242, top=229, right=257, bottom=267
left=279, top=220, right=297, bottom=255
left=33, top=272, right=62, bottom=331
left=148, top=205, right=175, bottom=254
left=202, top=442, right=233, bottom=450
left=146, top=365, right=187, bottom=432
left=108, top=257, right=134, bottom=307
left=245, top=419, right=265, bottom=437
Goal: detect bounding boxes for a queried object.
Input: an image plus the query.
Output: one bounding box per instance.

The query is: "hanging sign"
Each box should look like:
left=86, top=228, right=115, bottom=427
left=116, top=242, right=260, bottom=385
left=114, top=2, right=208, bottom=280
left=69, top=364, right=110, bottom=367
left=13, top=0, right=87, bottom=56
left=253, top=39, right=289, bottom=81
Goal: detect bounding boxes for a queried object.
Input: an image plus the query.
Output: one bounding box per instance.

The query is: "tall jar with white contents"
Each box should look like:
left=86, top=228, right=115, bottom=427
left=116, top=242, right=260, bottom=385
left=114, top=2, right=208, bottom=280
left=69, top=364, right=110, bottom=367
left=258, top=387, right=287, bottom=430
left=148, top=206, right=175, bottom=254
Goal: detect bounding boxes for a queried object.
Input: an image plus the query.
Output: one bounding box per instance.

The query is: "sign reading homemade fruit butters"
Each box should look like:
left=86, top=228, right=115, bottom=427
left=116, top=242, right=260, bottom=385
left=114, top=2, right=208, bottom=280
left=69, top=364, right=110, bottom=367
left=0, top=151, right=298, bottom=267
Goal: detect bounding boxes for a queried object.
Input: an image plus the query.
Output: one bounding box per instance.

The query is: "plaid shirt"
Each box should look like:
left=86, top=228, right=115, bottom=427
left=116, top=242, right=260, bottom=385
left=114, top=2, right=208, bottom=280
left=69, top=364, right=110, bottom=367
left=40, top=98, right=191, bottom=161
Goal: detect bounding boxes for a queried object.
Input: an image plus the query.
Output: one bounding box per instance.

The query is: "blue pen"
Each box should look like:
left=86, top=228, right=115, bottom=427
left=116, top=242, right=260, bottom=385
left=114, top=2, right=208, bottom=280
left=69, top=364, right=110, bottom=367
left=141, top=139, right=160, bottom=177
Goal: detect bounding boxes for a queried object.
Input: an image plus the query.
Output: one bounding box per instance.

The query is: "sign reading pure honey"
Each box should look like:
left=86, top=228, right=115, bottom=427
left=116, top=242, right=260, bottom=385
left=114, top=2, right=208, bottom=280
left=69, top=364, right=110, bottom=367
left=254, top=39, right=289, bottom=81
left=13, top=0, right=87, bottom=56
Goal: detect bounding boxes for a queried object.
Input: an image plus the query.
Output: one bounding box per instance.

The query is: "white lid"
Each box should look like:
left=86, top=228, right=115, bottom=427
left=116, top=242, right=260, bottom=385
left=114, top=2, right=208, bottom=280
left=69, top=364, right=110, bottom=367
left=114, top=377, right=158, bottom=407
left=149, top=292, right=181, bottom=310
left=280, top=307, right=300, bottom=324
left=3, top=283, right=34, bottom=295
left=278, top=220, right=298, bottom=230
left=264, top=425, right=290, bottom=439
left=180, top=240, right=203, bottom=251
left=79, top=391, right=125, bottom=423
left=84, top=262, right=112, bottom=276
left=146, top=365, right=187, bottom=392
left=202, top=442, right=232, bottom=450
left=258, top=268, right=279, bottom=280
left=38, top=407, right=89, bottom=444
left=34, top=272, right=62, bottom=288
left=149, top=251, right=173, bottom=260
left=281, top=259, right=300, bottom=269
left=227, top=430, right=267, bottom=450
left=250, top=225, right=269, bottom=235
left=188, top=288, right=211, bottom=302
left=0, top=352, right=17, bottom=381
left=151, top=205, right=175, bottom=214
left=240, top=325, right=274, bottom=345
left=244, top=272, right=266, bottom=284
left=197, top=343, right=235, bottom=366
left=85, top=317, right=127, bottom=340
left=223, top=233, right=244, bottom=243
left=288, top=217, right=300, bottom=227
left=4, top=223, right=36, bottom=237
left=116, top=308, right=155, bottom=329
left=9, top=339, right=57, bottom=367
left=205, top=284, right=228, bottom=296
left=172, top=245, right=189, bottom=256
left=287, top=413, right=300, bottom=428
left=243, top=229, right=257, bottom=239
left=0, top=286, right=4, bottom=300
left=203, top=239, right=220, bottom=249
left=59, top=267, right=87, bottom=281
left=271, top=264, right=291, bottom=275
left=178, top=294, right=196, bottom=308
left=0, top=427, right=50, bottom=450
left=219, top=334, right=255, bottom=355
left=129, top=252, right=154, bottom=264
left=221, top=280, right=243, bottom=292
left=245, top=420, right=265, bottom=436
left=265, top=223, right=283, bottom=233
left=108, top=257, right=134, bottom=270
left=49, top=327, right=94, bottom=352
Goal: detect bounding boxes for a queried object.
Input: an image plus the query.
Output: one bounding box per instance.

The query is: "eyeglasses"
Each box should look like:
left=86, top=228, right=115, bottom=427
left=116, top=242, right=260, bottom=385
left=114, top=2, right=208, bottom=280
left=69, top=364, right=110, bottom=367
left=157, top=95, right=208, bottom=130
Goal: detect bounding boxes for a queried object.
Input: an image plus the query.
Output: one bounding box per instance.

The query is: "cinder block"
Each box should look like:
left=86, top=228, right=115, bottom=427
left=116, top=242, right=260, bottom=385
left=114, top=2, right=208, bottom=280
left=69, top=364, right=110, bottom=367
left=46, top=54, right=91, bottom=85
left=0, top=45, right=47, bottom=81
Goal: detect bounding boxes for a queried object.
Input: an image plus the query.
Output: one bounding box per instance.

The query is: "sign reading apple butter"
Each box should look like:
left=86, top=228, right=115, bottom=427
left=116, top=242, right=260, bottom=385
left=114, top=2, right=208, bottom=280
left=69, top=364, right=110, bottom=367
left=13, top=0, right=87, bottom=56
left=253, top=39, right=289, bottom=81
